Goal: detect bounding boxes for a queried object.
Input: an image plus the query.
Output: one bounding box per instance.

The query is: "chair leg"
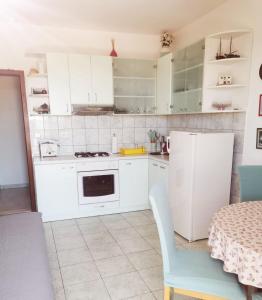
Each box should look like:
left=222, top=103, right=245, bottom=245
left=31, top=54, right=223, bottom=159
left=164, top=286, right=171, bottom=300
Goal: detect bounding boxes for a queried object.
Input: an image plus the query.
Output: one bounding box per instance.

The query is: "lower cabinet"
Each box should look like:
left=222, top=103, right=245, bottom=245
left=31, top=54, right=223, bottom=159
left=34, top=164, right=78, bottom=221
left=119, top=159, right=149, bottom=208
left=148, top=159, right=169, bottom=195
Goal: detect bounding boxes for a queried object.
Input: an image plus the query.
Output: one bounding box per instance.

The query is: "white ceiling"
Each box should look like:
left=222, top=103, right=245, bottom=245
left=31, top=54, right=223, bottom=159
left=2, top=0, right=227, bottom=34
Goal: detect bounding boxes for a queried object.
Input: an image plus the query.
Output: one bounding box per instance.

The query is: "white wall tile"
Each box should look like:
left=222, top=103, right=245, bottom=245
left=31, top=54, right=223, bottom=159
left=135, top=128, right=146, bottom=144
left=85, top=116, right=98, bottom=129
left=58, top=117, right=72, bottom=129
left=98, top=116, right=111, bottom=128
left=156, top=116, right=167, bottom=128
left=134, top=117, right=146, bottom=128
left=59, top=129, right=73, bottom=146
left=44, top=129, right=59, bottom=140
left=122, top=128, right=135, bottom=144
left=146, top=116, right=157, bottom=128
left=72, top=129, right=86, bottom=145
left=99, top=129, right=111, bottom=145
left=72, top=116, right=85, bottom=129
left=59, top=145, right=74, bottom=155
left=86, top=129, right=99, bottom=145
left=123, top=116, right=134, bottom=128
left=43, top=116, right=58, bottom=130
left=73, top=145, right=87, bottom=153
left=111, top=116, right=123, bottom=128
left=29, top=116, right=44, bottom=130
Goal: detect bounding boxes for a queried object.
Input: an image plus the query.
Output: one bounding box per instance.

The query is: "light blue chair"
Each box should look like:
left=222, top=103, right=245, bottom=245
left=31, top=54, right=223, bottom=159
left=149, top=183, right=246, bottom=300
left=253, top=293, right=262, bottom=300
left=239, top=165, right=262, bottom=202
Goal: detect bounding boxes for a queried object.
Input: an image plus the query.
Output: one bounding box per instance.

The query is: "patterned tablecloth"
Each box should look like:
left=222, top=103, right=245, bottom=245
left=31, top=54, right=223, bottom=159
left=208, top=201, right=262, bottom=288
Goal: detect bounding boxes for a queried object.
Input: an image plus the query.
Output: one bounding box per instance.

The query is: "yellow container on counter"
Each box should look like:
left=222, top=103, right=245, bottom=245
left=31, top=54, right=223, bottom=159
left=120, top=147, right=147, bottom=155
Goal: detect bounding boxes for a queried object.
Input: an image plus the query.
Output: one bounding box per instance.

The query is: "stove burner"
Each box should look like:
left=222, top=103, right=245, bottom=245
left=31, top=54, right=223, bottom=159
left=75, top=152, right=110, bottom=158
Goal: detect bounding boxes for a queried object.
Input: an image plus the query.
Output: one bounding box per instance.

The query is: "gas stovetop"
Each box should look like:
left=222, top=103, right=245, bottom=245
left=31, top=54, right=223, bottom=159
left=74, top=152, right=110, bottom=158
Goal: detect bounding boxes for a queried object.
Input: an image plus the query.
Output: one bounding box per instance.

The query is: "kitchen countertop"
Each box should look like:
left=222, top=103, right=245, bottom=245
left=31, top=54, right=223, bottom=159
left=33, top=153, right=169, bottom=165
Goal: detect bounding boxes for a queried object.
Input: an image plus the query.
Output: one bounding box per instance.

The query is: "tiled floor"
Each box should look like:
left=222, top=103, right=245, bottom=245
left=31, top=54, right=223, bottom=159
left=0, top=187, right=31, bottom=214
left=44, top=210, right=208, bottom=300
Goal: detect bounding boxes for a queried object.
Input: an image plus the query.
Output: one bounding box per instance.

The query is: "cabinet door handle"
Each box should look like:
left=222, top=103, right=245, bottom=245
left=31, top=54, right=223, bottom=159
left=95, top=92, right=98, bottom=102
left=126, top=162, right=132, bottom=165
left=160, top=165, right=166, bottom=170
left=152, top=163, right=158, bottom=167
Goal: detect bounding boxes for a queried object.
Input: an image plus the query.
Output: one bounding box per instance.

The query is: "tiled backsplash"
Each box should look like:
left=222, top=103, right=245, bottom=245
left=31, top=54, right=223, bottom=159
left=167, top=112, right=246, bottom=203
left=29, top=115, right=168, bottom=156
left=29, top=112, right=245, bottom=203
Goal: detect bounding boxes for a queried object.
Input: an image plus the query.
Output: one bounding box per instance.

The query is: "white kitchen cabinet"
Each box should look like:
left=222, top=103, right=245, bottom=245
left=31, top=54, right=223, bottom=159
left=68, top=54, right=92, bottom=105
left=46, top=53, right=71, bottom=115
left=119, top=159, right=149, bottom=208
left=156, top=53, right=172, bottom=114
left=91, top=56, right=113, bottom=106
left=148, top=159, right=169, bottom=194
left=34, top=163, right=78, bottom=221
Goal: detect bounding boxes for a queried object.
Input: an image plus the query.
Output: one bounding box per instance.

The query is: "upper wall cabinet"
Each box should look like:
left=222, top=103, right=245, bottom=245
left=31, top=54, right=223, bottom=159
left=91, top=56, right=113, bottom=106
left=172, top=39, right=204, bottom=113
left=68, top=54, right=92, bottom=105
left=113, top=58, right=157, bottom=114
left=156, top=53, right=173, bottom=114
left=46, top=53, right=71, bottom=115
left=69, top=54, right=113, bottom=106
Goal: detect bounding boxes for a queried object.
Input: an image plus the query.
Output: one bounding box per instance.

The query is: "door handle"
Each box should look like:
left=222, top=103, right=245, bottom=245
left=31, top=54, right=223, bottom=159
left=126, top=162, right=132, bottom=166
left=160, top=166, right=166, bottom=170
left=152, top=163, right=158, bottom=167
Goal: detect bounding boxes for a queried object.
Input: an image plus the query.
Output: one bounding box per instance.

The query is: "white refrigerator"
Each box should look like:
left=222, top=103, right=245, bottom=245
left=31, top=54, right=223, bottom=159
left=168, top=131, right=234, bottom=242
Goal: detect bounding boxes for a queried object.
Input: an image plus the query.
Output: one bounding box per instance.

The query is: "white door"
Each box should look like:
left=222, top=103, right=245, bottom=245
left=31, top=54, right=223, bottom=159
left=34, top=163, right=78, bottom=221
left=91, top=56, right=113, bottom=106
left=156, top=53, right=172, bottom=114
left=68, top=54, right=92, bottom=105
left=46, top=53, right=71, bottom=115
left=119, top=159, right=149, bottom=208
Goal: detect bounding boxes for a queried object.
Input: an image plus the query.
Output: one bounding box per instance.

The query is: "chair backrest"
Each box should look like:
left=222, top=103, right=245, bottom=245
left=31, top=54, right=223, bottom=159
left=239, top=165, right=262, bottom=202
left=149, top=182, right=176, bottom=274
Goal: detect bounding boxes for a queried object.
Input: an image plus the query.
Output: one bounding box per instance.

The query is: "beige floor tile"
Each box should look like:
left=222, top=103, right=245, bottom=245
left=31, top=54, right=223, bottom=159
left=143, top=235, right=161, bottom=251
left=57, top=247, right=93, bottom=267
left=100, top=213, right=125, bottom=223
left=104, top=271, right=149, bottom=300
left=96, top=255, right=134, bottom=277
left=125, top=292, right=156, bottom=299
left=122, top=211, right=146, bottom=218
left=52, top=219, right=76, bottom=229
left=61, top=261, right=100, bottom=287
left=141, top=210, right=153, bottom=217
left=127, top=249, right=162, bottom=270
left=53, top=225, right=80, bottom=239
left=65, top=279, right=110, bottom=300
left=152, top=289, right=163, bottom=300
left=48, top=251, right=60, bottom=270
left=125, top=215, right=153, bottom=226
left=55, top=288, right=66, bottom=300
left=175, top=233, right=188, bottom=245
left=89, top=241, right=123, bottom=260
left=51, top=269, right=64, bottom=293
left=139, top=266, right=164, bottom=291
left=104, top=219, right=131, bottom=230
left=118, top=237, right=152, bottom=254
left=55, top=235, right=86, bottom=251
left=79, top=222, right=107, bottom=234
left=110, top=227, right=141, bottom=242
left=83, top=231, right=115, bottom=246
left=45, top=232, right=57, bottom=253
left=182, top=239, right=209, bottom=251
left=135, top=224, right=158, bottom=237
left=76, top=216, right=101, bottom=225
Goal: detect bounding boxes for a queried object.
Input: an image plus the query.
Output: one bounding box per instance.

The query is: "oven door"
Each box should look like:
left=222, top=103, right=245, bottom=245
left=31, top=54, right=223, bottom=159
left=77, top=170, right=119, bottom=205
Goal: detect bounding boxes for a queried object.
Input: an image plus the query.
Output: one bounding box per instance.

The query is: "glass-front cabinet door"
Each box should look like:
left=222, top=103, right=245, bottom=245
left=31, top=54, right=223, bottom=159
left=171, top=39, right=205, bottom=113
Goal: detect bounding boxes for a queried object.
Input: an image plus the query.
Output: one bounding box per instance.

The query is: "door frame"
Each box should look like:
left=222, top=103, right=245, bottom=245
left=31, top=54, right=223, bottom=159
left=0, top=69, right=36, bottom=211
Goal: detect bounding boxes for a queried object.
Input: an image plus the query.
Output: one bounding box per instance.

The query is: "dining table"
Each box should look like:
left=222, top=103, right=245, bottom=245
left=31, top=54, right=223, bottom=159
left=208, top=201, right=262, bottom=300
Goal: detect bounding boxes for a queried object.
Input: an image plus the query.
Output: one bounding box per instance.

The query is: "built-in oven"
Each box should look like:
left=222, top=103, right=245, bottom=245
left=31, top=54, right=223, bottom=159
left=77, top=161, right=119, bottom=205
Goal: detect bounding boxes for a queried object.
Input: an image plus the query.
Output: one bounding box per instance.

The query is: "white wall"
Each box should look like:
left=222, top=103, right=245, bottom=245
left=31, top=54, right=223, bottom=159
left=173, top=0, right=262, bottom=164
left=0, top=76, right=29, bottom=186
left=0, top=22, right=160, bottom=72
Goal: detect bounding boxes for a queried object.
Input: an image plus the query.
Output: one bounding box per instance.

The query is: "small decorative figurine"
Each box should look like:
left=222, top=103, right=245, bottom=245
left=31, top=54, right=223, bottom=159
left=160, top=31, right=173, bottom=54
left=218, top=75, right=232, bottom=86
